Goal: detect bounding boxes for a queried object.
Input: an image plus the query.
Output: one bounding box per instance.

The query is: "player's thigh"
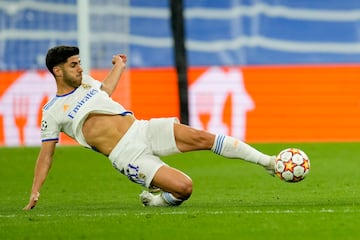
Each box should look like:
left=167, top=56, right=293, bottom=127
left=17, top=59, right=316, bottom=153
left=151, top=165, right=193, bottom=199
left=173, top=123, right=215, bottom=152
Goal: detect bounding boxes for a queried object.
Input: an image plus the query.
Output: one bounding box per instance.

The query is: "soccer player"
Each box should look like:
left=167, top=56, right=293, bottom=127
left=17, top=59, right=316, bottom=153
left=23, top=45, right=276, bottom=210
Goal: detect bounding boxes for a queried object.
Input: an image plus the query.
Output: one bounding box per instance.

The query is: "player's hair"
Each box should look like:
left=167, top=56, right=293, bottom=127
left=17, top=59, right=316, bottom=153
left=45, top=45, right=80, bottom=75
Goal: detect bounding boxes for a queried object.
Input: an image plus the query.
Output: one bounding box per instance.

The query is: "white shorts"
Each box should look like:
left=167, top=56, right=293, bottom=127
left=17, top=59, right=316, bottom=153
left=108, top=117, right=180, bottom=187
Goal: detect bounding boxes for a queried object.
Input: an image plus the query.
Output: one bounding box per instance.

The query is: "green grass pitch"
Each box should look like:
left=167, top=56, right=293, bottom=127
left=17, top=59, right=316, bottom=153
left=0, top=143, right=359, bottom=239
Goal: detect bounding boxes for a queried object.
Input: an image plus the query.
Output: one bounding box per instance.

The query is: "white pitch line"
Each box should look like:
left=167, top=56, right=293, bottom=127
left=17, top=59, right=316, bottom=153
left=0, top=208, right=359, bottom=218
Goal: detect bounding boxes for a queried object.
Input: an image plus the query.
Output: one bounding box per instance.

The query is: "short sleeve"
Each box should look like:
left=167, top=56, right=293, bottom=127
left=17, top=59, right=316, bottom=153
left=40, top=111, right=60, bottom=142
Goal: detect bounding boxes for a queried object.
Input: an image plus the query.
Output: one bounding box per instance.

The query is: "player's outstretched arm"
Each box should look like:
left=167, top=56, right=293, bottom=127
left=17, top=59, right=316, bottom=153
left=23, top=141, right=56, bottom=210
left=101, top=54, right=127, bottom=96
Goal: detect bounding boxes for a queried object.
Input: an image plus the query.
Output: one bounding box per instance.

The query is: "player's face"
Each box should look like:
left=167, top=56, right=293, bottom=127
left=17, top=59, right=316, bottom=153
left=61, top=55, right=83, bottom=88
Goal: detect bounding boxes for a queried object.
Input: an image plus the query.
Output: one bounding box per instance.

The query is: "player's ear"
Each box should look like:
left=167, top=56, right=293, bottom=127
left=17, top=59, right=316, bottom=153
left=53, top=66, right=62, bottom=77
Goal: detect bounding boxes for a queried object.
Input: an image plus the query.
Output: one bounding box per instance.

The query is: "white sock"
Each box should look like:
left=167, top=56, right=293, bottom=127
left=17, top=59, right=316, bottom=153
left=144, top=191, right=183, bottom=207
left=162, top=192, right=183, bottom=206
left=148, top=193, right=170, bottom=207
left=211, top=135, right=271, bottom=166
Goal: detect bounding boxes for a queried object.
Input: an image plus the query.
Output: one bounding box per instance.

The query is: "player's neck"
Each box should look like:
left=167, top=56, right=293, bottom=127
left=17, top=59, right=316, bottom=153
left=56, top=85, right=77, bottom=96
left=56, top=78, right=78, bottom=95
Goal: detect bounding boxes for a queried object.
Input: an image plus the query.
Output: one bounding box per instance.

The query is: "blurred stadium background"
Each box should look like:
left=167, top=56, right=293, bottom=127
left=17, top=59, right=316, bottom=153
left=1, top=0, right=360, bottom=146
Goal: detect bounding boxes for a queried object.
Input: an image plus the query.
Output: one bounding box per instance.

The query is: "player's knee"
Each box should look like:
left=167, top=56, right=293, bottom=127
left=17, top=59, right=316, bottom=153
left=178, top=177, right=193, bottom=200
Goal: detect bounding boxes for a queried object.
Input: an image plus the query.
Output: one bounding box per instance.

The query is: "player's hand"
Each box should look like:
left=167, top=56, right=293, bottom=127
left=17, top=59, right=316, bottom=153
left=119, top=54, right=127, bottom=64
left=112, top=54, right=127, bottom=65
left=23, top=192, right=40, bottom=210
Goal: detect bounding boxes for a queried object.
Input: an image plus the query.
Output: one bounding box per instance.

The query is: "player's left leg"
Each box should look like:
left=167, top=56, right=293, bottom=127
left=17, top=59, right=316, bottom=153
left=140, top=165, right=192, bottom=207
left=173, top=123, right=276, bottom=175
left=141, top=118, right=193, bottom=206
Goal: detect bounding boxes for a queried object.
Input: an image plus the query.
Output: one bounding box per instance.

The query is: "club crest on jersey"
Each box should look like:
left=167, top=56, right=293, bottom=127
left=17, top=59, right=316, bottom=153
left=81, top=83, right=91, bottom=89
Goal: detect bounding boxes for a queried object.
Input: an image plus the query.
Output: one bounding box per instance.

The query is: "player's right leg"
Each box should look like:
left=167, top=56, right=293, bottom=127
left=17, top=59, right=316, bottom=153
left=140, top=165, right=193, bottom=207
left=173, top=123, right=276, bottom=175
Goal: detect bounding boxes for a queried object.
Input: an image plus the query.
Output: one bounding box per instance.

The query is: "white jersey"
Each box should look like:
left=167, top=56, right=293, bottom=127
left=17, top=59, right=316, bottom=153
left=41, top=75, right=130, bottom=148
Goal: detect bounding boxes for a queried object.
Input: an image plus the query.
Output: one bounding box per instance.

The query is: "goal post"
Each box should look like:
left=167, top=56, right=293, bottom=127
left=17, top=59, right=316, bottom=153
left=77, top=0, right=91, bottom=75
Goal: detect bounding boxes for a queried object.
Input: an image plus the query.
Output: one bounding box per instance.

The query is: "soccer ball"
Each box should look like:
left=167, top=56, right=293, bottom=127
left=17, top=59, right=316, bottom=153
left=275, top=148, right=310, bottom=183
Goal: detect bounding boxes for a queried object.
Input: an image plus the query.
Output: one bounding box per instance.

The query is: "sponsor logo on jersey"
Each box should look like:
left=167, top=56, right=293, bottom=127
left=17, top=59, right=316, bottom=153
left=67, top=89, right=98, bottom=119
